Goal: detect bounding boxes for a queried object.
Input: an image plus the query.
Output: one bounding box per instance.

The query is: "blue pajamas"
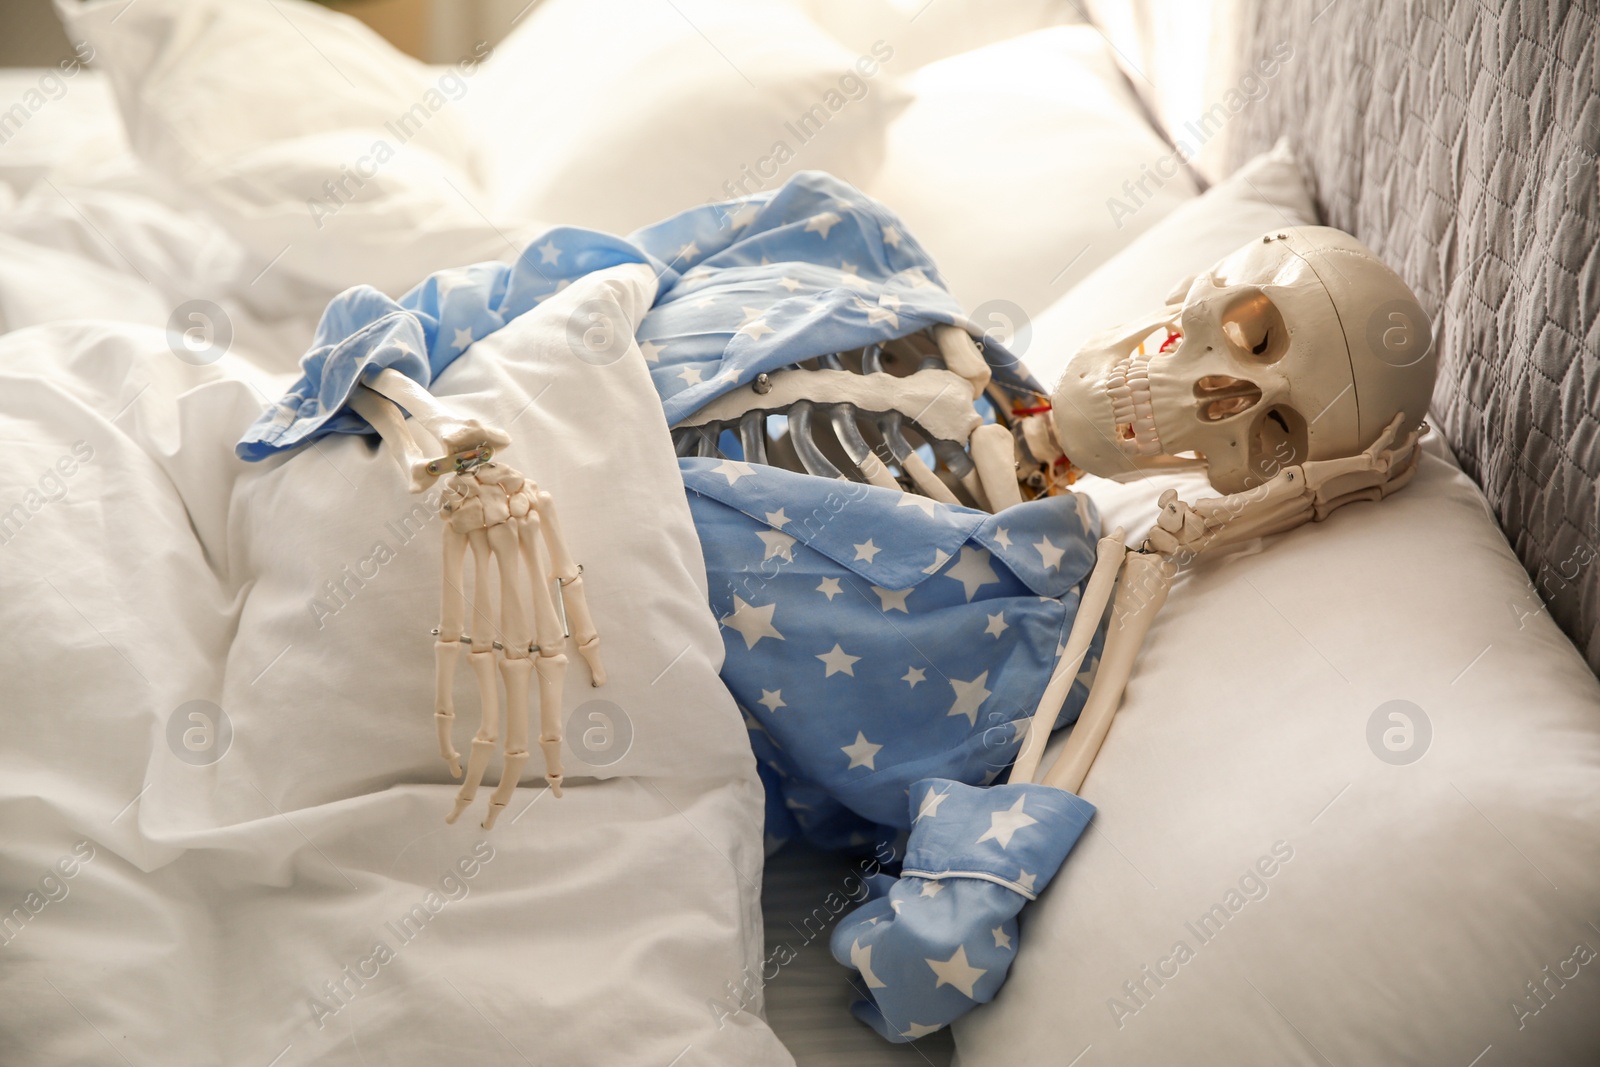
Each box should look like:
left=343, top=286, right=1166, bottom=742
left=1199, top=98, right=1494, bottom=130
left=681, top=458, right=1103, bottom=853
left=236, top=172, right=1105, bottom=1043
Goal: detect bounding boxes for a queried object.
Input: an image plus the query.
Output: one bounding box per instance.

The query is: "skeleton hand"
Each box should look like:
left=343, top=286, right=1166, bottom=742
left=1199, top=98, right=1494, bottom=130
left=1300, top=412, right=1423, bottom=519
left=435, top=458, right=606, bottom=829
left=1142, top=413, right=1426, bottom=560
left=350, top=370, right=606, bottom=829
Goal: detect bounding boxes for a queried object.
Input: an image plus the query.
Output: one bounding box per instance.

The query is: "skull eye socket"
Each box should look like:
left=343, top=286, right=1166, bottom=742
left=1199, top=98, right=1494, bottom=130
left=1220, top=290, right=1287, bottom=363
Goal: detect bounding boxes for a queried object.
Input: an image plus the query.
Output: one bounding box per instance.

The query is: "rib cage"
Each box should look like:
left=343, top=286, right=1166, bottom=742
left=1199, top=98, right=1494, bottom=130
left=670, top=328, right=1028, bottom=510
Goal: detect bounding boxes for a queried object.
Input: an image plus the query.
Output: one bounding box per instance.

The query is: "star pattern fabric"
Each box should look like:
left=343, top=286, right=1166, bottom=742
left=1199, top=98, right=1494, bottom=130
left=234, top=171, right=1109, bottom=1045
left=829, top=780, right=1095, bottom=1043
left=682, top=458, right=1105, bottom=847
left=235, top=172, right=1036, bottom=460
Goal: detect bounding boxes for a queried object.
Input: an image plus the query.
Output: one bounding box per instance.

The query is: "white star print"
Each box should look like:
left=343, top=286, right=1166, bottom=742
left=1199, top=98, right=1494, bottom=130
left=903, top=666, right=926, bottom=687
left=1016, top=870, right=1038, bottom=893
left=804, top=211, right=841, bottom=239
left=682, top=266, right=713, bottom=285
left=993, top=927, right=1012, bottom=950
left=817, top=644, right=861, bottom=677
left=838, top=261, right=867, bottom=288
left=536, top=239, right=561, bottom=265
left=896, top=494, right=940, bottom=517
left=881, top=224, right=903, bottom=248
left=890, top=899, right=904, bottom=914
left=816, top=577, right=842, bottom=600
left=727, top=202, right=760, bottom=230
left=923, top=548, right=951, bottom=574
left=737, top=317, right=775, bottom=341
left=639, top=340, right=664, bottom=363
left=713, top=459, right=756, bottom=485
left=984, top=612, right=1008, bottom=638
left=451, top=327, right=474, bottom=352
left=977, top=795, right=1039, bottom=849
left=758, top=689, right=786, bottom=712
left=757, top=530, right=796, bottom=562
left=879, top=293, right=901, bottom=310
left=720, top=597, right=784, bottom=649
left=927, top=945, right=987, bottom=998
left=691, top=294, right=716, bottom=309
left=765, top=508, right=790, bottom=527
left=993, top=526, right=1012, bottom=549
left=944, top=546, right=1000, bottom=601
left=850, top=939, right=886, bottom=989
left=946, top=671, right=992, bottom=726
left=840, top=731, right=881, bottom=769
left=1077, top=655, right=1100, bottom=690
left=853, top=296, right=899, bottom=328
left=675, top=240, right=700, bottom=263
left=871, top=586, right=911, bottom=613
left=778, top=276, right=802, bottom=292
left=1034, top=536, right=1066, bottom=570
left=919, top=879, right=944, bottom=898
left=853, top=539, right=881, bottom=563
left=434, top=268, right=470, bottom=296
left=900, top=267, right=933, bottom=288
left=914, top=787, right=949, bottom=822
left=678, top=366, right=703, bottom=385
left=901, top=1022, right=940, bottom=1039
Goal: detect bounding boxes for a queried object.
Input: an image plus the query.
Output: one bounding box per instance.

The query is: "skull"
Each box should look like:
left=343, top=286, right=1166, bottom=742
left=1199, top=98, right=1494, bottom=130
left=1049, top=227, right=1436, bottom=493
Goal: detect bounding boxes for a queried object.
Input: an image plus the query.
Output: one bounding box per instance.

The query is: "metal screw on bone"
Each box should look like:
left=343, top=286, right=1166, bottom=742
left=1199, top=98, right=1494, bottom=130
left=753, top=373, right=772, bottom=395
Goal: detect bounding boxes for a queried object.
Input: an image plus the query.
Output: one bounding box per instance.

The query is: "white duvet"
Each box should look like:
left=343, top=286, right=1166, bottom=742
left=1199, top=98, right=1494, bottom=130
left=0, top=270, right=788, bottom=1064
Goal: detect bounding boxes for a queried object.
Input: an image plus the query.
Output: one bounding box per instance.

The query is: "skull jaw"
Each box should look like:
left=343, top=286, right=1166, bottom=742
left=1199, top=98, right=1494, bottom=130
left=1048, top=311, right=1179, bottom=479
left=1051, top=353, right=1263, bottom=491
left=1050, top=321, right=1316, bottom=495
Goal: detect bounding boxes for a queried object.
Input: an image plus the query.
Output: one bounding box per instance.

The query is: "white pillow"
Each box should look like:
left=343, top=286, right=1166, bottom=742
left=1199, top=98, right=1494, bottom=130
left=864, top=26, right=1198, bottom=322
left=56, top=0, right=523, bottom=296
left=790, top=0, right=1083, bottom=71
left=0, top=269, right=787, bottom=1064
left=954, top=158, right=1600, bottom=1066
left=467, top=0, right=911, bottom=234
left=1022, top=137, right=1317, bottom=386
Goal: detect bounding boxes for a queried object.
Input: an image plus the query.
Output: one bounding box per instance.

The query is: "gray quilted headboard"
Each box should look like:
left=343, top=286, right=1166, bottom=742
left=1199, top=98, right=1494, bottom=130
left=1222, top=0, right=1600, bottom=672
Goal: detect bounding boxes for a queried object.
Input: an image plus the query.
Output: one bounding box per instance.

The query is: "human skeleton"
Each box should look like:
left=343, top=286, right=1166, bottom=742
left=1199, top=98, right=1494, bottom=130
left=353, top=226, right=1436, bottom=826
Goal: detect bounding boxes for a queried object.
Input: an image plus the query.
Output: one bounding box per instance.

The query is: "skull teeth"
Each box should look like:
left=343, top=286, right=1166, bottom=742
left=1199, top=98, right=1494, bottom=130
left=1105, top=344, right=1163, bottom=456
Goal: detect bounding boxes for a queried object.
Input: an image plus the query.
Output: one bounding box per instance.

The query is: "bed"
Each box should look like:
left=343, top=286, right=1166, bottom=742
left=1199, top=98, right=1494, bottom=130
left=1, top=1, right=1596, bottom=1064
